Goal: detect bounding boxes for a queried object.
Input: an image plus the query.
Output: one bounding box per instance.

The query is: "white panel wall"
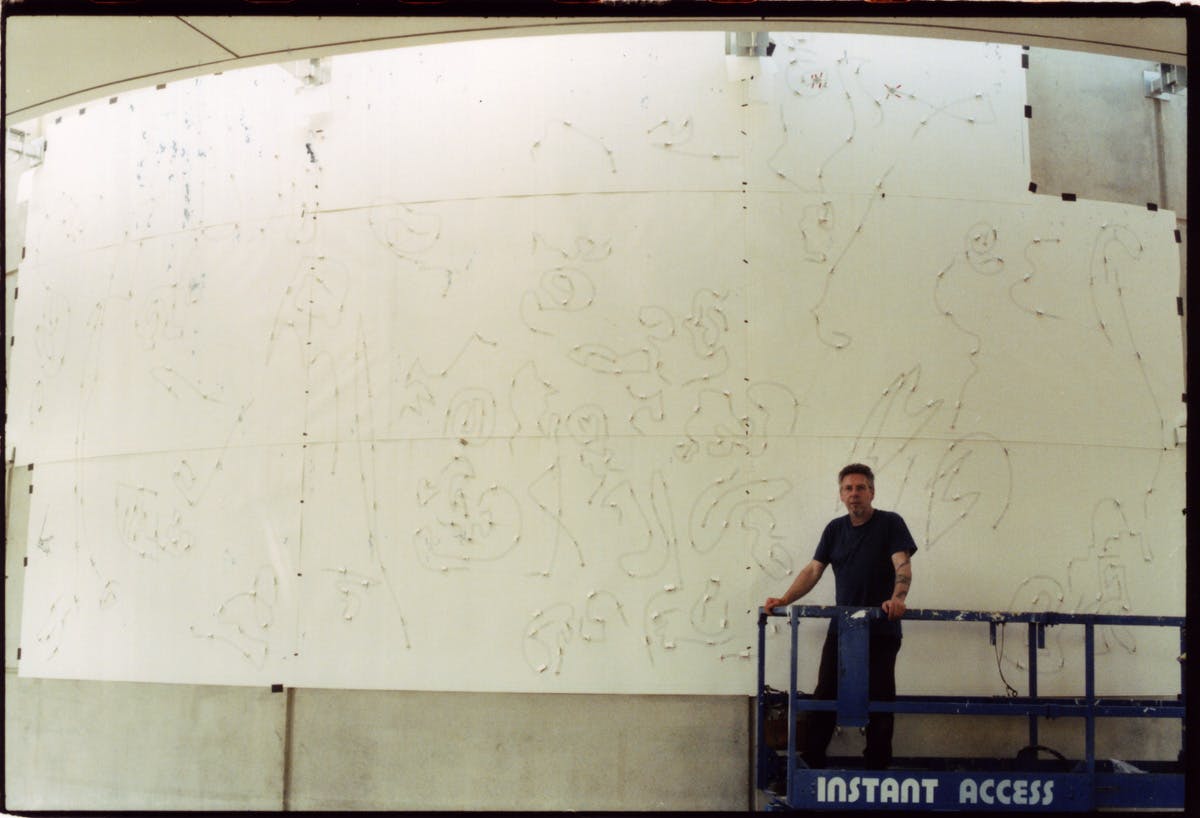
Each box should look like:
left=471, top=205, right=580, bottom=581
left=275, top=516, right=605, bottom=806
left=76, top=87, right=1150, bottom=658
left=7, top=31, right=1184, bottom=699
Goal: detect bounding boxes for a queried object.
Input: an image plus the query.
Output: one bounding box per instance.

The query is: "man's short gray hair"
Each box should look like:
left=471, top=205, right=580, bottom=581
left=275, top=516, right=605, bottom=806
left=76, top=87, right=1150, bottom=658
left=838, top=463, right=875, bottom=488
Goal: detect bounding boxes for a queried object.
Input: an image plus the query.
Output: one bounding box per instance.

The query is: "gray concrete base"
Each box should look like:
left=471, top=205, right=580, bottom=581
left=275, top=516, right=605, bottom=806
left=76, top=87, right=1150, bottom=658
left=287, top=689, right=749, bottom=811
left=7, top=673, right=1179, bottom=812
left=4, top=671, right=286, bottom=811
left=4, top=676, right=750, bottom=811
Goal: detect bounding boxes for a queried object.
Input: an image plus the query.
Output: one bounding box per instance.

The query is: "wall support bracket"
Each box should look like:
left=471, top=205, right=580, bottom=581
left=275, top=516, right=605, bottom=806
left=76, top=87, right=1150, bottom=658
left=1144, top=63, right=1187, bottom=99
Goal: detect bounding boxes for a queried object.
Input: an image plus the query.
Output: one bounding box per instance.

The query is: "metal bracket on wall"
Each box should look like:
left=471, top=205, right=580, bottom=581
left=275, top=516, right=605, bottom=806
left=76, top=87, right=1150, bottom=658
left=281, top=57, right=331, bottom=88
left=724, top=31, right=774, bottom=57
left=6, top=128, right=45, bottom=166
left=1144, top=64, right=1187, bottom=99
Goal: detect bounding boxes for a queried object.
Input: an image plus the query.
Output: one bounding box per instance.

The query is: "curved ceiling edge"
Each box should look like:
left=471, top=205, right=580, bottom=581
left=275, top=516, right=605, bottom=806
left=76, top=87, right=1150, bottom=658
left=4, top=15, right=1187, bottom=127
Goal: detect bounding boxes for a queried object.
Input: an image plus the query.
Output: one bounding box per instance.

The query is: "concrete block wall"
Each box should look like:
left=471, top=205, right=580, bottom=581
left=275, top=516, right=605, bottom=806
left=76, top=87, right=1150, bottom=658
left=3, top=42, right=1187, bottom=812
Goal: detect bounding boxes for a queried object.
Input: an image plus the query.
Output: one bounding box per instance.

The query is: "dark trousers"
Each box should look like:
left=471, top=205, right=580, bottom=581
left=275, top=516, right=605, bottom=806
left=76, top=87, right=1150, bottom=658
left=803, top=626, right=902, bottom=770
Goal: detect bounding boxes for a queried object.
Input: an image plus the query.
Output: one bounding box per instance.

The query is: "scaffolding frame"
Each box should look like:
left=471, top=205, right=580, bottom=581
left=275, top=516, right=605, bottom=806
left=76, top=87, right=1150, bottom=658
left=755, top=605, right=1185, bottom=811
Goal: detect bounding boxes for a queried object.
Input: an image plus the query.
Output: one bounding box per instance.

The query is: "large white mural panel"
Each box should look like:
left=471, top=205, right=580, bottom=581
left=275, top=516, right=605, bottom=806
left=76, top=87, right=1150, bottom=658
left=745, top=194, right=1183, bottom=449
left=301, top=31, right=1030, bottom=207
left=9, top=224, right=320, bottom=463
left=18, top=447, right=304, bottom=686
left=10, top=30, right=1183, bottom=695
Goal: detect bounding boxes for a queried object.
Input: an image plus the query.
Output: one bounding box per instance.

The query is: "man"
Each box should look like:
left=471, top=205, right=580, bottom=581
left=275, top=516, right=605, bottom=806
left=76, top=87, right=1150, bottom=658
left=764, top=463, right=916, bottom=770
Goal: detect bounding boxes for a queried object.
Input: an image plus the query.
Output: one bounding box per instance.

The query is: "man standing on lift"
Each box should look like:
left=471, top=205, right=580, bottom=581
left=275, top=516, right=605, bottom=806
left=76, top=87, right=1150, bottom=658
left=765, top=463, right=916, bottom=770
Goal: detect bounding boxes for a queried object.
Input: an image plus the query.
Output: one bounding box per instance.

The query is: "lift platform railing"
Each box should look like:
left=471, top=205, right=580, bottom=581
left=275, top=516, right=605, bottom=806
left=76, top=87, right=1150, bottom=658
left=755, top=605, right=1185, bottom=812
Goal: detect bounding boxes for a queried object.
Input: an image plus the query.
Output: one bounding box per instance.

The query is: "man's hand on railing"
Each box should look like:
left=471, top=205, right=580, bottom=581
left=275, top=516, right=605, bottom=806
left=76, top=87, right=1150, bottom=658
left=763, top=597, right=787, bottom=612
left=882, top=596, right=907, bottom=621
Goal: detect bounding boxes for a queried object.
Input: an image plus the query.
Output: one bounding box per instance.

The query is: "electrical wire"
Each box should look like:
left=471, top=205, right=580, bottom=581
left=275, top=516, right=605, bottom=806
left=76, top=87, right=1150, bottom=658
left=994, top=622, right=1019, bottom=697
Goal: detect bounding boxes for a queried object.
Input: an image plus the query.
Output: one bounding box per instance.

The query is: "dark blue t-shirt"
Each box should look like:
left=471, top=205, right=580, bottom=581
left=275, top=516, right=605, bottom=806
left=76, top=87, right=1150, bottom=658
left=813, top=509, right=917, bottom=636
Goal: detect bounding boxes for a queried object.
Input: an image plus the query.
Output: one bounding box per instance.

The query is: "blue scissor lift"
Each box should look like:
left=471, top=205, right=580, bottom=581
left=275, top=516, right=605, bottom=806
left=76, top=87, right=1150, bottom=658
left=756, top=606, right=1185, bottom=811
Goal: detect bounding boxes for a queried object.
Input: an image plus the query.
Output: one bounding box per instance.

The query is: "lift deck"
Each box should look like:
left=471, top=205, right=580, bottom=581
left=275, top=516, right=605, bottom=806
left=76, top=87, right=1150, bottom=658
left=755, top=606, right=1185, bottom=811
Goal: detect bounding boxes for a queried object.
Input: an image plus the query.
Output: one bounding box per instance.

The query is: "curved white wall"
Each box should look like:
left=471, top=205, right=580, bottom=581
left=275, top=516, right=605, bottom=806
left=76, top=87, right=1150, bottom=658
left=8, top=31, right=1184, bottom=696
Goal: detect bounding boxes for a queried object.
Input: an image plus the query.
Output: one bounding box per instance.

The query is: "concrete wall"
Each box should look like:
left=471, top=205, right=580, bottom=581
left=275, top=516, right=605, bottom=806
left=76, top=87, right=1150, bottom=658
left=4, top=43, right=1186, bottom=812
left=1027, top=48, right=1188, bottom=212
left=4, top=677, right=285, bottom=811
left=288, top=690, right=748, bottom=811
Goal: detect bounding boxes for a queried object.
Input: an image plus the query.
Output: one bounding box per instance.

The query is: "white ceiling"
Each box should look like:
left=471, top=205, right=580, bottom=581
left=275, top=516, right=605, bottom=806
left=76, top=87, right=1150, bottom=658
left=3, top=13, right=1189, bottom=126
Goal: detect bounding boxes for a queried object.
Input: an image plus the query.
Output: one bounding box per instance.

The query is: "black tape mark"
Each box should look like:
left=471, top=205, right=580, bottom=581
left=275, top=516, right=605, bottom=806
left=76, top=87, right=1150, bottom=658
left=1028, top=182, right=1038, bottom=193
left=1062, top=193, right=1077, bottom=202
left=1024, top=105, right=1032, bottom=118
left=1147, top=202, right=1159, bottom=211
